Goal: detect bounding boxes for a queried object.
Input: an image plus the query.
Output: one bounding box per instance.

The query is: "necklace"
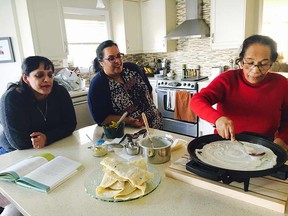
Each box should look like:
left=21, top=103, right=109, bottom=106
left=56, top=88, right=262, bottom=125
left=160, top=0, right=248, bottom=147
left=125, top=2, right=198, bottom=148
left=36, top=99, right=48, bottom=122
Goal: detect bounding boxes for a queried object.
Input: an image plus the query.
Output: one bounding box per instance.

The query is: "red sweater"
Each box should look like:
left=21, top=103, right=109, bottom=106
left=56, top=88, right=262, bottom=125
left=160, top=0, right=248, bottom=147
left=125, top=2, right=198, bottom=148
left=190, top=69, right=288, bottom=143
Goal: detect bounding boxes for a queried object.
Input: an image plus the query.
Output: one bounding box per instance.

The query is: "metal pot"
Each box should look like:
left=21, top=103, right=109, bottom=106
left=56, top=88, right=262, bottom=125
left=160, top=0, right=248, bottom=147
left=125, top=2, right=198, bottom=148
left=139, top=136, right=173, bottom=164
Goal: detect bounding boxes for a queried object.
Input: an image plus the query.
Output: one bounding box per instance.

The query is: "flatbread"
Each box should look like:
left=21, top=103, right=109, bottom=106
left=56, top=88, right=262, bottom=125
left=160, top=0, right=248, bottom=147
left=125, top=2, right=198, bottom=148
left=195, top=140, right=277, bottom=171
left=96, top=157, right=154, bottom=200
left=100, top=157, right=153, bottom=186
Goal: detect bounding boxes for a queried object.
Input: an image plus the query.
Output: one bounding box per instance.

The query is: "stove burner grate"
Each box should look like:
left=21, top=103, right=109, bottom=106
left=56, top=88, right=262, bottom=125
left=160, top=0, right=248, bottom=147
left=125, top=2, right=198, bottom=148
left=186, top=160, right=288, bottom=191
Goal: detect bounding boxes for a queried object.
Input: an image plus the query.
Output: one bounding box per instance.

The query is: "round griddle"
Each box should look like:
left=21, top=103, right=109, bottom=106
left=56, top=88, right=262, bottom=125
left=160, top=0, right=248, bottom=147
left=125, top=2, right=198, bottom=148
left=186, top=133, right=287, bottom=191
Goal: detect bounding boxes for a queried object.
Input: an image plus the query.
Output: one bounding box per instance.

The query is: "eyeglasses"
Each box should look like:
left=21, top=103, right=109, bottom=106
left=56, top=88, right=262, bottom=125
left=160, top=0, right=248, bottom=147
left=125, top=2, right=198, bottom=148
left=34, top=72, right=54, bottom=79
left=242, top=58, right=271, bottom=73
left=103, top=53, right=124, bottom=63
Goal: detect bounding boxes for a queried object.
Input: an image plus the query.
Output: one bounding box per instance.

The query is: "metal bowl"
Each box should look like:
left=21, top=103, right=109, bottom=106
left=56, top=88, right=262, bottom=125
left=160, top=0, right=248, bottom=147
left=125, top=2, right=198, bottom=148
left=139, top=136, right=173, bottom=164
left=125, top=141, right=140, bottom=155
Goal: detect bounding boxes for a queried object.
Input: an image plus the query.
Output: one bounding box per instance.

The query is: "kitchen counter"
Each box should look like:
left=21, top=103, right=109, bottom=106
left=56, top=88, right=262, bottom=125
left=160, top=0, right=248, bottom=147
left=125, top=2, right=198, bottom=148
left=0, top=125, right=286, bottom=216
left=68, top=87, right=89, bottom=98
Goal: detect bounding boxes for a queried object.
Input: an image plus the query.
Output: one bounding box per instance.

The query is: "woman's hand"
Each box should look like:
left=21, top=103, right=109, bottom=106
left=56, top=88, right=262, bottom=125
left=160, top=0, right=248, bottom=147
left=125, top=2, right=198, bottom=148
left=30, top=132, right=47, bottom=149
left=215, top=116, right=235, bottom=140
left=125, top=117, right=144, bottom=128
left=273, top=138, right=288, bottom=151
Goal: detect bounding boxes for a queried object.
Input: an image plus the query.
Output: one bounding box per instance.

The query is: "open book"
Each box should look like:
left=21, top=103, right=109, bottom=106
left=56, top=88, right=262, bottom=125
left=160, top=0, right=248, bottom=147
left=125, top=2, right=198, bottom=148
left=0, top=153, right=84, bottom=193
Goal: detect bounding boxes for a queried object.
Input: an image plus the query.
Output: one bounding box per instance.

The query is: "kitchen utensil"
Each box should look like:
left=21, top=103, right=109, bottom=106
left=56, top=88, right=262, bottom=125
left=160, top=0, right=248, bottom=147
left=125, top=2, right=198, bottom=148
left=103, top=122, right=125, bottom=139
left=186, top=133, right=287, bottom=191
left=125, top=137, right=140, bottom=155
left=86, top=134, right=108, bottom=157
left=116, top=111, right=128, bottom=128
left=234, top=139, right=265, bottom=156
left=128, top=129, right=147, bottom=139
left=141, top=113, right=154, bottom=148
left=139, top=136, right=173, bottom=164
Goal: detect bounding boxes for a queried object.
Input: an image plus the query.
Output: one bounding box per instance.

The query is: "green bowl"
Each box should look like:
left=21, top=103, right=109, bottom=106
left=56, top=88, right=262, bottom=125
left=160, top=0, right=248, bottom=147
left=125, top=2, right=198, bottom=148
left=103, top=122, right=125, bottom=139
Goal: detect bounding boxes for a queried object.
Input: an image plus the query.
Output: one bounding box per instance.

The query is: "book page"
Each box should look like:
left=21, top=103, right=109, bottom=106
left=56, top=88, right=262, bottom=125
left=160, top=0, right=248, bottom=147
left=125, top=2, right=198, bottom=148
left=19, top=156, right=82, bottom=191
left=0, top=156, right=49, bottom=180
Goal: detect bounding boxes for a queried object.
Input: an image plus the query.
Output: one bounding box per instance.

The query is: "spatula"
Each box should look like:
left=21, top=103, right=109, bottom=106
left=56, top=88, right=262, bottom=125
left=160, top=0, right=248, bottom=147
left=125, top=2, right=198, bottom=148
left=116, top=111, right=128, bottom=128
left=141, top=112, right=154, bottom=148
left=234, top=140, right=265, bottom=156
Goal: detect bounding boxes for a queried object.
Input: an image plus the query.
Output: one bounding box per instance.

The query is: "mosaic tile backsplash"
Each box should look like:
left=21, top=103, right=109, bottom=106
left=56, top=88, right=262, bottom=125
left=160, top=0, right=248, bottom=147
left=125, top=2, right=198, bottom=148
left=124, top=0, right=240, bottom=77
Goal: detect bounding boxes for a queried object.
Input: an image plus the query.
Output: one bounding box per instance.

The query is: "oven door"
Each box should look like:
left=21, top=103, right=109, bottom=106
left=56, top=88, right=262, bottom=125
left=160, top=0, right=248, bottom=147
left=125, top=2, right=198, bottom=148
left=156, top=88, right=198, bottom=137
left=156, top=88, right=174, bottom=119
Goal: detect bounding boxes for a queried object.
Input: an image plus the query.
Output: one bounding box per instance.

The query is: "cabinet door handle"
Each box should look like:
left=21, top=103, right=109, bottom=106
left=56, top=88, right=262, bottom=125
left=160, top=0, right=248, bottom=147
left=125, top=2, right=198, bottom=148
left=211, top=33, right=214, bottom=43
left=64, top=41, right=69, bottom=55
left=73, top=101, right=87, bottom=106
left=126, top=40, right=130, bottom=50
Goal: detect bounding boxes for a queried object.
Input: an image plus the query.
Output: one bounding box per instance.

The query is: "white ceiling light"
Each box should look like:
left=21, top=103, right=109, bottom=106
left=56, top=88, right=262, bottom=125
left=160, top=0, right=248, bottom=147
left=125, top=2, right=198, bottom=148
left=96, top=0, right=105, bottom=8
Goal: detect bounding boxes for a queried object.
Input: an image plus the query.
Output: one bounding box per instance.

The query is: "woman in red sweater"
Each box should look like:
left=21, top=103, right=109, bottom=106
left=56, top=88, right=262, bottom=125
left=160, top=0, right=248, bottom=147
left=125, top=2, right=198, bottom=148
left=190, top=35, right=288, bottom=151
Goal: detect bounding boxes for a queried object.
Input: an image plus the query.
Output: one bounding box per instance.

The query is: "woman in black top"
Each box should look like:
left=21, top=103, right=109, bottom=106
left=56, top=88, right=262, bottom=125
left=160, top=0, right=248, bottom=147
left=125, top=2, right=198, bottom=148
left=0, top=56, right=77, bottom=153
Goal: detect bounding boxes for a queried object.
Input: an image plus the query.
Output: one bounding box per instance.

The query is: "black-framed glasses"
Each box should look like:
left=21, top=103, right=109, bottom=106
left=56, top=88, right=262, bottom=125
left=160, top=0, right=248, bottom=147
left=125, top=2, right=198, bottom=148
left=242, top=58, right=271, bottom=73
left=34, top=72, right=54, bottom=79
left=103, top=53, right=124, bottom=63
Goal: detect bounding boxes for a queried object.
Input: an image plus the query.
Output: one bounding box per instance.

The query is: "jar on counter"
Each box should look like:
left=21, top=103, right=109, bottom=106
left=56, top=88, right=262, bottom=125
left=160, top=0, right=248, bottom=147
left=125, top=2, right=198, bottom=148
left=182, top=64, right=187, bottom=78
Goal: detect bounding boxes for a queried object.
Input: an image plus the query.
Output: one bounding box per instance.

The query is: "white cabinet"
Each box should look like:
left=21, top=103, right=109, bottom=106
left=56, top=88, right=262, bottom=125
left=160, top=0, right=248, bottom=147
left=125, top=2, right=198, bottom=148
left=197, top=81, right=215, bottom=136
left=140, top=0, right=176, bottom=53
left=210, top=0, right=260, bottom=49
left=149, top=79, right=158, bottom=108
left=15, top=0, right=68, bottom=59
left=110, top=0, right=142, bottom=54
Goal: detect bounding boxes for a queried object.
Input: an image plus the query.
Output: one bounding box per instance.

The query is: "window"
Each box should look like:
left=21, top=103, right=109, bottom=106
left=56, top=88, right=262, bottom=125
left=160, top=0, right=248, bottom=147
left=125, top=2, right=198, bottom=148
left=63, top=7, right=111, bottom=70
left=262, top=0, right=288, bottom=62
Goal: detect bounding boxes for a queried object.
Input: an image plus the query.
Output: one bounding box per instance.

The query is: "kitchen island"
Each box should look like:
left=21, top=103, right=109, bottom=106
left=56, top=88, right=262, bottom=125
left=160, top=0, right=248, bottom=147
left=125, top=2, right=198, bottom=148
left=0, top=125, right=285, bottom=216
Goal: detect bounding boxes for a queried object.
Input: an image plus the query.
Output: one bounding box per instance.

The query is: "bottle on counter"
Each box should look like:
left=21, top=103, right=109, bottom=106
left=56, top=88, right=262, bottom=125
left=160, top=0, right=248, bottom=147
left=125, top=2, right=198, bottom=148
left=182, top=64, right=187, bottom=78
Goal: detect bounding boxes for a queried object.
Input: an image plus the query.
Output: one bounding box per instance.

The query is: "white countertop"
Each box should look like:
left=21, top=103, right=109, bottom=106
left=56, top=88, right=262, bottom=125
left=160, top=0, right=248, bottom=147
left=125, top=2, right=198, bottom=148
left=69, top=88, right=88, bottom=98
left=0, top=125, right=285, bottom=216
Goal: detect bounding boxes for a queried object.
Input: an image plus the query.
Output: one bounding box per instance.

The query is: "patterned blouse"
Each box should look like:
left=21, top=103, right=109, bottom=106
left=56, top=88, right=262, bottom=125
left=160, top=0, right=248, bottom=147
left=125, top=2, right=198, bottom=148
left=88, top=62, right=163, bottom=129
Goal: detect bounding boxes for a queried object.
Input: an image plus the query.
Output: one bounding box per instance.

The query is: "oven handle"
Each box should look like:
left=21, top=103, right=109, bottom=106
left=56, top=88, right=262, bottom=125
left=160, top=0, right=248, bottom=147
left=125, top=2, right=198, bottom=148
left=156, top=88, right=197, bottom=93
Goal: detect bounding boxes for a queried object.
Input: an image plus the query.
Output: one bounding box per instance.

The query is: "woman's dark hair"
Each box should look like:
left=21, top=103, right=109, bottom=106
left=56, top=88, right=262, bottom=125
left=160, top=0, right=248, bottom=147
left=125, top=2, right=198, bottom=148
left=93, top=40, right=118, bottom=72
left=235, top=35, right=278, bottom=65
left=21, top=56, right=54, bottom=76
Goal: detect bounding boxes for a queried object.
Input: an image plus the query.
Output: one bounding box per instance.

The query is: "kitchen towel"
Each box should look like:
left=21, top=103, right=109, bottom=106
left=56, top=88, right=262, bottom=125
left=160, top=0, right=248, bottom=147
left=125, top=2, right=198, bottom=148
left=174, top=91, right=196, bottom=122
left=167, top=90, right=176, bottom=111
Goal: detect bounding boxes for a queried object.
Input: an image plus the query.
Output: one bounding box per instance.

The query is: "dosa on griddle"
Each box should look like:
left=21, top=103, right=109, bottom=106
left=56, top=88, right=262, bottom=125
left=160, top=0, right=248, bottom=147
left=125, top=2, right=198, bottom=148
left=195, top=140, right=277, bottom=171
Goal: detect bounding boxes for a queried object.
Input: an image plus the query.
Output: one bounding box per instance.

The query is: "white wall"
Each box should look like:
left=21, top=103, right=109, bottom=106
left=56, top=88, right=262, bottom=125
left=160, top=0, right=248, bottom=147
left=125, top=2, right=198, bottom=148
left=0, top=0, right=22, bottom=97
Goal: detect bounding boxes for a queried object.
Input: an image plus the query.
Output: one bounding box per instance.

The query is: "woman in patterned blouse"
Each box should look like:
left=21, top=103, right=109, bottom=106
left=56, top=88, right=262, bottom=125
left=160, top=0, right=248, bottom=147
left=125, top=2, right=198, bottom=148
left=88, top=40, right=162, bottom=129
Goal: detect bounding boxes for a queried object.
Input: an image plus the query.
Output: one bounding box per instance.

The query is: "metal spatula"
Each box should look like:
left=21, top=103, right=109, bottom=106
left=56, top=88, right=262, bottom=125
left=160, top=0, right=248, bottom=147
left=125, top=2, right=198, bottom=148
left=234, top=140, right=265, bottom=156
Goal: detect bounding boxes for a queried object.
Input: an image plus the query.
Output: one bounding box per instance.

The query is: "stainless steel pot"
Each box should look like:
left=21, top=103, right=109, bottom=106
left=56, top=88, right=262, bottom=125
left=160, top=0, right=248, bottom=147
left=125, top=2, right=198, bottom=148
left=139, top=136, right=173, bottom=164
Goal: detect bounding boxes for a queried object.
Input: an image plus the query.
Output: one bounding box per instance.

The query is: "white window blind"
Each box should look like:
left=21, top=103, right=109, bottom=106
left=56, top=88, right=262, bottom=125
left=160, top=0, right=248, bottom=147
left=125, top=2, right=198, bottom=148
left=63, top=7, right=111, bottom=69
left=262, top=0, right=288, bottom=62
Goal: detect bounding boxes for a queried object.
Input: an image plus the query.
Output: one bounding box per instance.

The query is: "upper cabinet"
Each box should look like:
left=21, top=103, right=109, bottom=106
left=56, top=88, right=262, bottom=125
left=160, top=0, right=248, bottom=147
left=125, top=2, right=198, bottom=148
left=15, top=0, right=68, bottom=59
left=140, top=0, right=176, bottom=53
left=210, top=0, right=260, bottom=49
left=110, top=0, right=143, bottom=54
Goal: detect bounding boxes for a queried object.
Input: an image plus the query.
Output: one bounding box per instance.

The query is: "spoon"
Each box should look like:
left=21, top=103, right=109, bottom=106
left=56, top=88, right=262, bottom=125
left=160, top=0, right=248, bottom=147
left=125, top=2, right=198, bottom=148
left=116, top=111, right=128, bottom=128
left=86, top=134, right=101, bottom=150
left=234, top=140, right=265, bottom=156
left=141, top=112, right=154, bottom=148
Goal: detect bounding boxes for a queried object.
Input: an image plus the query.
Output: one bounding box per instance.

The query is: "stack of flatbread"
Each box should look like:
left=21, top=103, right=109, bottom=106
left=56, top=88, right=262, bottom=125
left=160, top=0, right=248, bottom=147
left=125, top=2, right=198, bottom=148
left=96, top=157, right=154, bottom=200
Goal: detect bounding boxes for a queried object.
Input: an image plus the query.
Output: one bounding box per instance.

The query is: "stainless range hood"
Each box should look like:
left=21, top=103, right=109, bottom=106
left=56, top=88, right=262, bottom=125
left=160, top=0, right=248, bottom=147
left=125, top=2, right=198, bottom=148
left=166, top=0, right=210, bottom=40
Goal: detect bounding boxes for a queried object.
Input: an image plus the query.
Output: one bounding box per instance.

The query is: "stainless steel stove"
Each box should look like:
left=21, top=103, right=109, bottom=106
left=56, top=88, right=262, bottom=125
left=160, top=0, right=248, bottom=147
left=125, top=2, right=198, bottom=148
left=156, top=76, right=208, bottom=137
